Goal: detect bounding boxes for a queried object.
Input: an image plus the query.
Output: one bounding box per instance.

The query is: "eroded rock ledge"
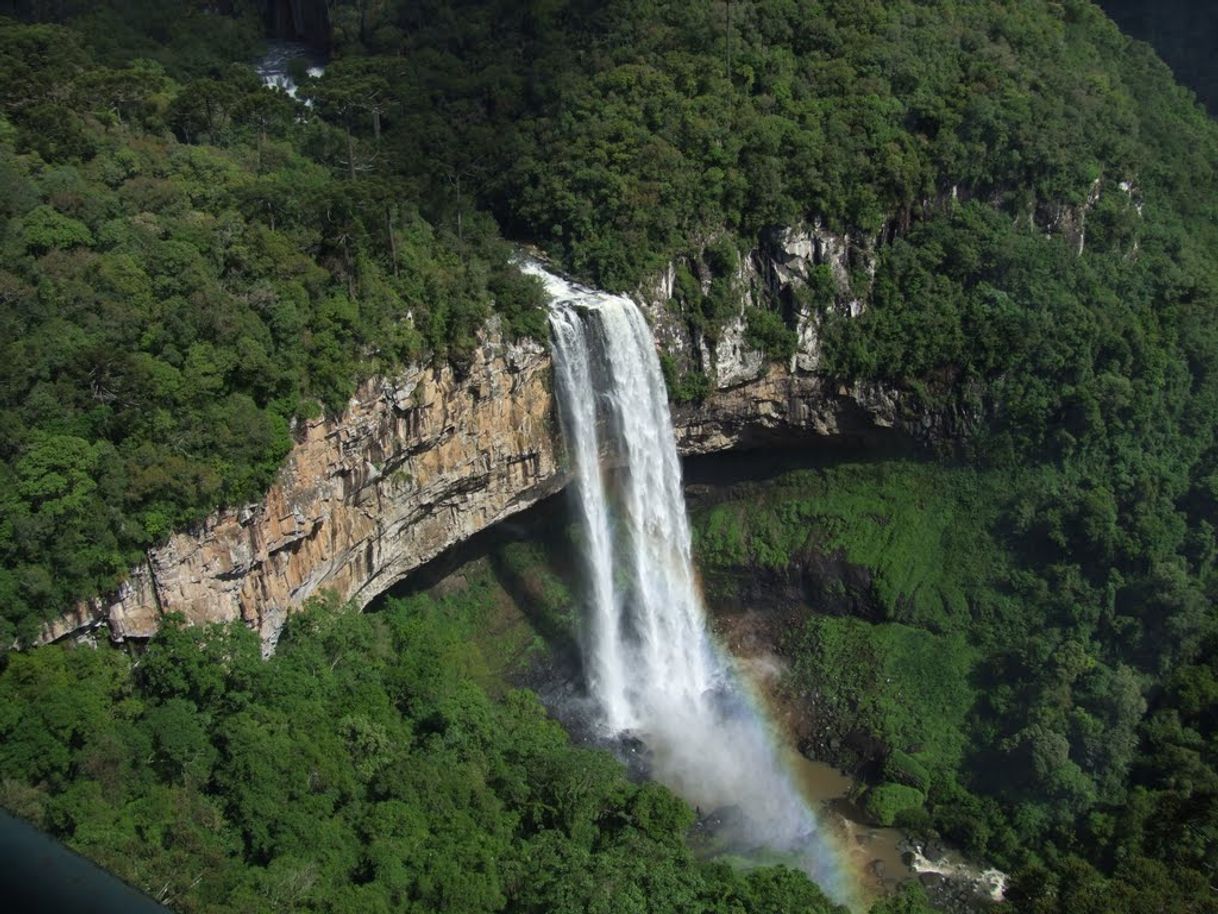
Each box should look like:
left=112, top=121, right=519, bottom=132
left=48, top=359, right=904, bottom=650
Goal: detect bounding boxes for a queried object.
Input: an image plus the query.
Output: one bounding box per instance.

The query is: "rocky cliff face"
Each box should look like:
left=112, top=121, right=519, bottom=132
left=652, top=224, right=971, bottom=452
left=48, top=320, right=564, bottom=650
left=635, top=222, right=874, bottom=390
left=673, top=370, right=903, bottom=455
left=46, top=231, right=935, bottom=651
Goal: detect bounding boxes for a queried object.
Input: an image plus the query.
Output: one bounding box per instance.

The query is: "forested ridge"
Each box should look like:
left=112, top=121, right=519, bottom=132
left=1, top=1, right=1218, bottom=913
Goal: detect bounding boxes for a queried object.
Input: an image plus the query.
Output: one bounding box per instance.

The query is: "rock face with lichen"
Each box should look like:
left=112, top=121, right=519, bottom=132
left=46, top=234, right=945, bottom=651
left=636, top=222, right=874, bottom=392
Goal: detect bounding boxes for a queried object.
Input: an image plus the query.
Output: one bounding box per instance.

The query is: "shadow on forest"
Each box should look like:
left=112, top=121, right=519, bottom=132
left=380, top=491, right=586, bottom=685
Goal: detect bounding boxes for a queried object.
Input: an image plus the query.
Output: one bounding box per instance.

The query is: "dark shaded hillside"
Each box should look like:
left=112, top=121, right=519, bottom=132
left=1100, top=0, right=1218, bottom=114
left=258, top=0, right=330, bottom=45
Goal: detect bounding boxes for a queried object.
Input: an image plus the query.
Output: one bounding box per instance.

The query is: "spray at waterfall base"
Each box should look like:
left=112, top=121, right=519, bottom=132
left=527, top=260, right=865, bottom=908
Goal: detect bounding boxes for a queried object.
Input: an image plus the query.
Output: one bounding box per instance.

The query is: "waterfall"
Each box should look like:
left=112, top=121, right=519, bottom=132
left=255, top=41, right=326, bottom=99
left=526, top=262, right=852, bottom=906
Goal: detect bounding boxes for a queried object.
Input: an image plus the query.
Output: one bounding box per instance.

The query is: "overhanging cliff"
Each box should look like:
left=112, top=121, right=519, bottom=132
left=47, top=321, right=562, bottom=648
left=45, top=236, right=930, bottom=650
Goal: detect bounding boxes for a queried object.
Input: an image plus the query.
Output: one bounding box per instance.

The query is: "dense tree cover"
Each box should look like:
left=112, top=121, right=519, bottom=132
left=7, top=0, right=1215, bottom=644
left=0, top=6, right=545, bottom=644
left=3, top=1, right=1218, bottom=912
left=295, top=0, right=1218, bottom=677
left=297, top=0, right=1218, bottom=507
left=280, top=0, right=1215, bottom=287
left=0, top=583, right=852, bottom=914
left=691, top=460, right=1218, bottom=913
left=774, top=11, right=1218, bottom=910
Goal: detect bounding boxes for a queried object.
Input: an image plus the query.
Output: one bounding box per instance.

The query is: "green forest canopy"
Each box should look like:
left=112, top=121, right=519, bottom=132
left=692, top=459, right=1218, bottom=913
left=1, top=1, right=1218, bottom=913
left=0, top=587, right=857, bottom=914
left=0, top=3, right=546, bottom=644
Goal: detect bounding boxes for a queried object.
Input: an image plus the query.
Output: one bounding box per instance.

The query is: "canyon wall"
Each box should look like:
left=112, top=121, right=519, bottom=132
left=47, top=233, right=938, bottom=650
left=47, top=321, right=563, bottom=649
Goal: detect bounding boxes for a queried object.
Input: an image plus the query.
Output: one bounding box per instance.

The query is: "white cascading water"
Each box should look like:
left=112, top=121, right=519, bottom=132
left=255, top=41, right=326, bottom=99
left=525, top=261, right=852, bottom=906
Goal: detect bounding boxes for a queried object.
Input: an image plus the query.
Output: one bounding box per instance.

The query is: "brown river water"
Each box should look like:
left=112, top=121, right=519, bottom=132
left=729, top=645, right=1005, bottom=908
left=786, top=749, right=913, bottom=901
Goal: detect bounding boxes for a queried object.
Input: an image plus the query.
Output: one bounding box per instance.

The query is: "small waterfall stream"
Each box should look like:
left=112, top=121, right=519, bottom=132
left=526, top=261, right=854, bottom=906
left=255, top=41, right=326, bottom=98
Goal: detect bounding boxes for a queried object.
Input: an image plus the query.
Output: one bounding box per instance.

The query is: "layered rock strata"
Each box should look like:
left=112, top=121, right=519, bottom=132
left=50, top=321, right=563, bottom=649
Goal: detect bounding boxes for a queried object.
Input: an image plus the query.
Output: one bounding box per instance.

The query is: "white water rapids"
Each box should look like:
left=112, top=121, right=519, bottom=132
left=525, top=261, right=852, bottom=905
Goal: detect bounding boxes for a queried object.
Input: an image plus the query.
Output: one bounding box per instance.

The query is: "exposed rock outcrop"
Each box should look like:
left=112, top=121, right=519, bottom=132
left=673, top=370, right=901, bottom=454
left=53, top=320, right=564, bottom=650
left=636, top=222, right=874, bottom=391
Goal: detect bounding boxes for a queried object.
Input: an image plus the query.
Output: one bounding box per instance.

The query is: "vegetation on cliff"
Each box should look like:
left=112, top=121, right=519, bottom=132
left=0, top=5, right=545, bottom=644
left=5, top=0, right=1216, bottom=643
left=2, top=1, right=1218, bottom=913
left=299, top=3, right=1218, bottom=906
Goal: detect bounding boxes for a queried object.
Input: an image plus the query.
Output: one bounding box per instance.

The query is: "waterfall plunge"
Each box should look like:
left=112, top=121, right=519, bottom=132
left=527, top=262, right=852, bottom=906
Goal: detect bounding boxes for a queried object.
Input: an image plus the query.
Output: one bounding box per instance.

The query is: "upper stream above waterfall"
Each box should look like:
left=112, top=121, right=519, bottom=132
left=525, top=260, right=857, bottom=907
left=255, top=40, right=326, bottom=98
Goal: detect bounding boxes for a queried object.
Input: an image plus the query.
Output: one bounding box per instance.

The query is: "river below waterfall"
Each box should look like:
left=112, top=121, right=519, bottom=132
left=789, top=754, right=908, bottom=889
left=777, top=687, right=1003, bottom=908
left=533, top=259, right=857, bottom=906
left=729, top=636, right=967, bottom=904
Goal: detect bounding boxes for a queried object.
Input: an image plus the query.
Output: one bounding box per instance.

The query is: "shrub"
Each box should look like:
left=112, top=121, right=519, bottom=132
left=862, top=783, right=926, bottom=827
